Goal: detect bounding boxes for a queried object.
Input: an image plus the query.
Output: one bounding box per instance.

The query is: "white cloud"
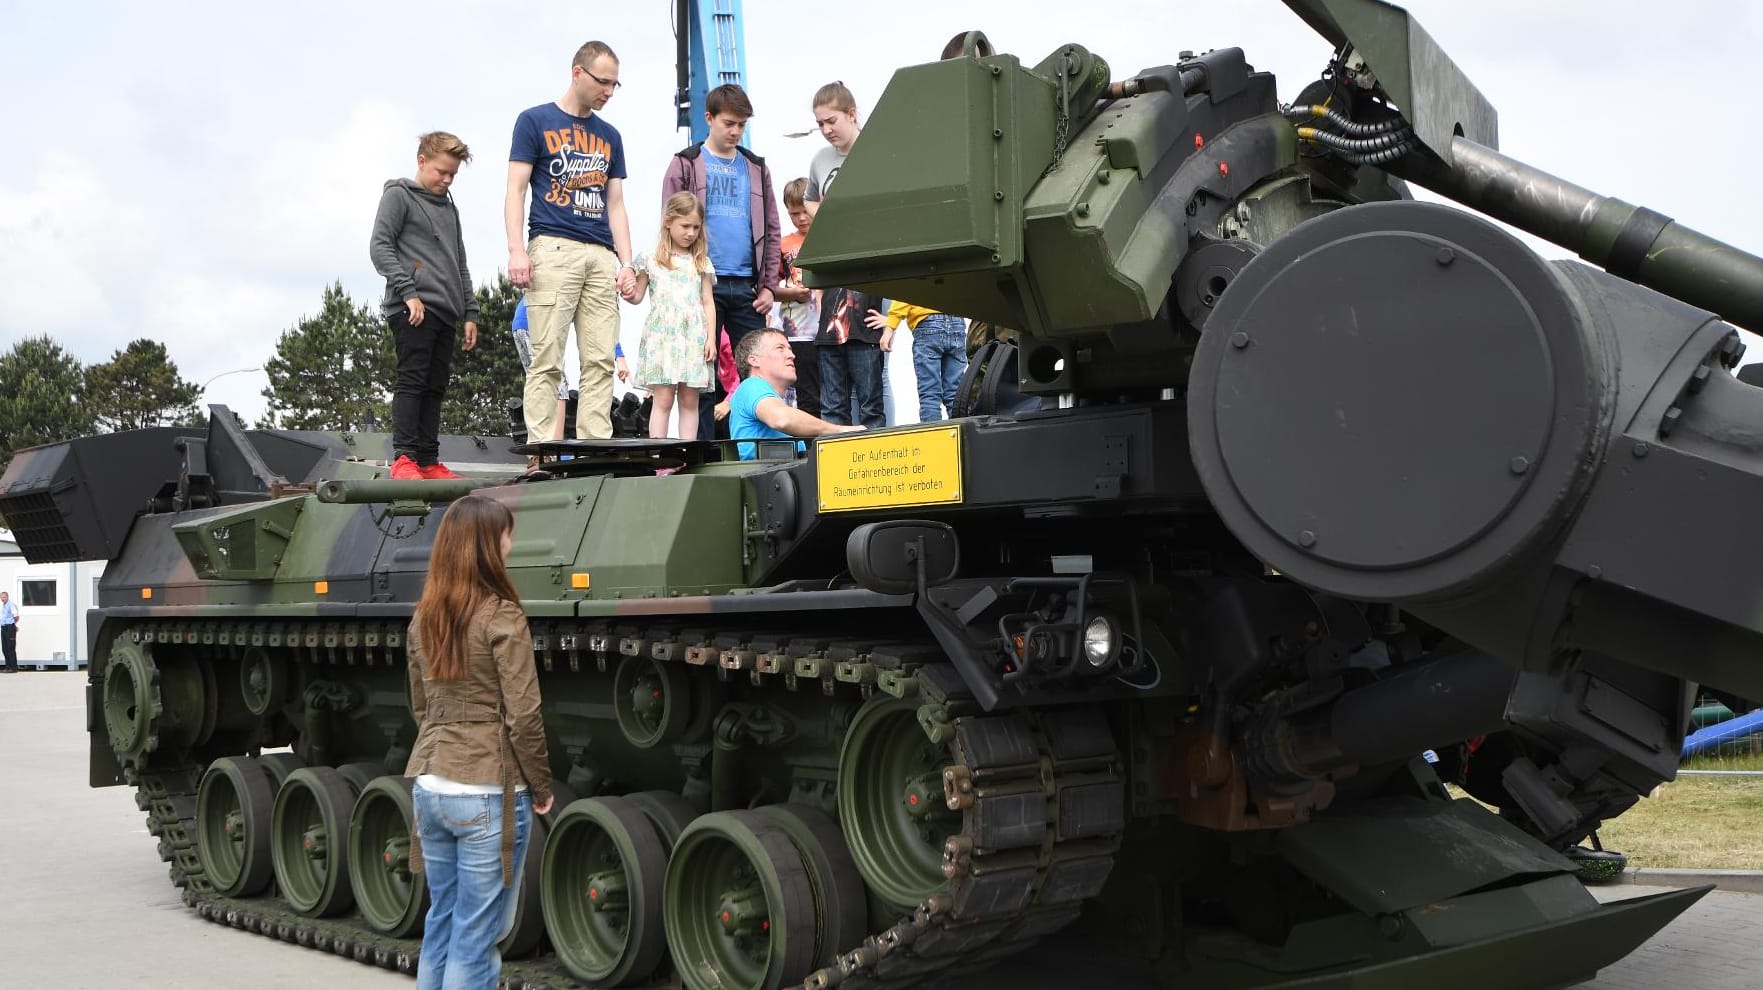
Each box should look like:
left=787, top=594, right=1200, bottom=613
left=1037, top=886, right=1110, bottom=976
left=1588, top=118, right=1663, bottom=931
left=232, top=99, right=419, bottom=271
left=0, top=150, right=154, bottom=332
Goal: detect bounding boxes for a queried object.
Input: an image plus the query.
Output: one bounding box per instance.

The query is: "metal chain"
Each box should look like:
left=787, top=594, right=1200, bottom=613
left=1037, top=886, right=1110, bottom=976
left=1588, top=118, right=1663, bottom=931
left=1045, top=57, right=1073, bottom=176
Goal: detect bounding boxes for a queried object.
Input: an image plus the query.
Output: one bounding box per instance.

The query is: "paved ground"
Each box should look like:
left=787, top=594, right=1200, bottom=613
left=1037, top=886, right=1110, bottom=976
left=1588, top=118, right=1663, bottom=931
left=7, top=670, right=1762, bottom=989
left=0, top=671, right=402, bottom=989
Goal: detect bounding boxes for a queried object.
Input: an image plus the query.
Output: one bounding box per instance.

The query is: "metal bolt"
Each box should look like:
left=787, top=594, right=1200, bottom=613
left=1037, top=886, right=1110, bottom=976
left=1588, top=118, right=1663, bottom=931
left=994, top=190, right=1005, bottom=201
left=1298, top=530, right=1317, bottom=548
left=1076, top=202, right=1090, bottom=217
left=1436, top=247, right=1455, bottom=266
left=1631, top=441, right=1650, bottom=458
left=1230, top=332, right=1251, bottom=349
left=1508, top=456, right=1530, bottom=475
left=1587, top=564, right=1603, bottom=580
left=992, top=128, right=1003, bottom=139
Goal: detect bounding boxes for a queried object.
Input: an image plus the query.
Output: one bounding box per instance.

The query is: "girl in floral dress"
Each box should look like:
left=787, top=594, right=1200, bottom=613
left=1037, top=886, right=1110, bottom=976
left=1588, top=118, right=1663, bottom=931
left=626, top=191, right=716, bottom=439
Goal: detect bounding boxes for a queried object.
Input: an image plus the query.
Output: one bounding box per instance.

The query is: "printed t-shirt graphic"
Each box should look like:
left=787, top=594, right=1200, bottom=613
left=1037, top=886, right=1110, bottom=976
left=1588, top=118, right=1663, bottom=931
left=510, top=104, right=627, bottom=250
left=703, top=149, right=753, bottom=276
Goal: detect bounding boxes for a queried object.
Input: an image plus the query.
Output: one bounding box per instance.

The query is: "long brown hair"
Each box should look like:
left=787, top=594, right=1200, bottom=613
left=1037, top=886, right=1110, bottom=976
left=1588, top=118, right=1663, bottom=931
left=653, top=190, right=713, bottom=274
left=413, top=495, right=521, bottom=681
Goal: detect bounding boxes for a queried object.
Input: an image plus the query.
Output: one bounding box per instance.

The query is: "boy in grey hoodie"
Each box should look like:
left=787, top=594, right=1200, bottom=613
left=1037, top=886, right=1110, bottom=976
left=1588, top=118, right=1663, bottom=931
left=369, top=131, right=481, bottom=479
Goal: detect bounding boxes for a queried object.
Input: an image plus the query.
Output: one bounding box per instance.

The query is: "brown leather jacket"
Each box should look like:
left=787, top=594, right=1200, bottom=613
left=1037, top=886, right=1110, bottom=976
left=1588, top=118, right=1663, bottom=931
left=404, top=598, right=552, bottom=884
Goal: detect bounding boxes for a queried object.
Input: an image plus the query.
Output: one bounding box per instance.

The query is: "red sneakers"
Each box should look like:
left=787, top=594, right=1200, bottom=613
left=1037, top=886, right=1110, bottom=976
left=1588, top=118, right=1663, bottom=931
left=389, top=455, right=423, bottom=480
left=420, top=462, right=463, bottom=480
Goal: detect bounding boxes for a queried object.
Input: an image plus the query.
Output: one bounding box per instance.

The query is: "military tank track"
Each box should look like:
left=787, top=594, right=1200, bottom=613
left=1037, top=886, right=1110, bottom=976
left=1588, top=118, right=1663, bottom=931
left=116, top=616, right=1126, bottom=990
left=792, top=700, right=1124, bottom=990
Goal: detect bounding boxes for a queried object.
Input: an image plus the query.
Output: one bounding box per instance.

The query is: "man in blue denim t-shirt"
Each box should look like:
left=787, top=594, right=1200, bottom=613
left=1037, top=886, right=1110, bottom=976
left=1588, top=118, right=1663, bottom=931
left=729, top=329, right=863, bottom=460
left=505, top=40, right=634, bottom=444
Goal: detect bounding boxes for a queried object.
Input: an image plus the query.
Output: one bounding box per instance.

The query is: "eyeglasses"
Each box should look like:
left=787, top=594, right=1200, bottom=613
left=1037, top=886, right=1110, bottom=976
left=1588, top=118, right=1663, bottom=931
left=585, top=69, right=621, bottom=90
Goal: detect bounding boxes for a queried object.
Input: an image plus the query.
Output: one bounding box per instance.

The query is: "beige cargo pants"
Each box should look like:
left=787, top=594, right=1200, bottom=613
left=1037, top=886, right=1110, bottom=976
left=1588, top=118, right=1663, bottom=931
left=523, top=235, right=620, bottom=441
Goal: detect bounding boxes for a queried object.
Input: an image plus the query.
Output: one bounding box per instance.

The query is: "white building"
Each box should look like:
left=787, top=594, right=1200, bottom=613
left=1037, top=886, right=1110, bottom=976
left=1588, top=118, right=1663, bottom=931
left=0, top=529, right=104, bottom=669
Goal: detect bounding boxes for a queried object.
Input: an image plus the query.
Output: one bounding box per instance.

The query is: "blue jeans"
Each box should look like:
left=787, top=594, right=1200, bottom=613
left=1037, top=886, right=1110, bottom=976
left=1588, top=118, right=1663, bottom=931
left=819, top=342, right=885, bottom=428
left=698, top=277, right=768, bottom=441
left=912, top=314, right=968, bottom=421
left=414, top=785, right=532, bottom=990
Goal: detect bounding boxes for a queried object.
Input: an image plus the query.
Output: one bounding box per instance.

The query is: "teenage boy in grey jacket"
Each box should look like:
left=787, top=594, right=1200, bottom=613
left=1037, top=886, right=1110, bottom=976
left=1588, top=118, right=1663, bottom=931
left=370, top=131, right=481, bottom=480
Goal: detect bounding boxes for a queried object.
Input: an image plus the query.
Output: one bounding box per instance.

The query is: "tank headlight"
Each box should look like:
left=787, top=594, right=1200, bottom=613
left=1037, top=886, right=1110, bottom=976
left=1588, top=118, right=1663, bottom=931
left=1082, top=615, right=1119, bottom=668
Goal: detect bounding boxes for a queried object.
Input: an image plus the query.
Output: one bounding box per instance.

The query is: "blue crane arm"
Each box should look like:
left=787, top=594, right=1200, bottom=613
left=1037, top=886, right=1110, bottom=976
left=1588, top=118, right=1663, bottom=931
left=674, top=0, right=749, bottom=145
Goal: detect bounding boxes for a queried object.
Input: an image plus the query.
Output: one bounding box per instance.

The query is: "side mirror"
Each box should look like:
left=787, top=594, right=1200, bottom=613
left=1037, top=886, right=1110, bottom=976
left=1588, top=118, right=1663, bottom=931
left=846, top=521, right=960, bottom=595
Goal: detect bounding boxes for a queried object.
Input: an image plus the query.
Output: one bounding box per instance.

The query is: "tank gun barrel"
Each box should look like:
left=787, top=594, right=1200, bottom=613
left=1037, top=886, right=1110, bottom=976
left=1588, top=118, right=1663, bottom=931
left=1396, top=136, right=1763, bottom=333
left=315, top=479, right=481, bottom=504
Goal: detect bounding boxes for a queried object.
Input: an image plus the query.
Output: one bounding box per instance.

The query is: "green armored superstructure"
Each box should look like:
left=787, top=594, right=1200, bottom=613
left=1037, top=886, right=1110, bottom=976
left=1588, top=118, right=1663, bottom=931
left=10, top=1, right=1763, bottom=988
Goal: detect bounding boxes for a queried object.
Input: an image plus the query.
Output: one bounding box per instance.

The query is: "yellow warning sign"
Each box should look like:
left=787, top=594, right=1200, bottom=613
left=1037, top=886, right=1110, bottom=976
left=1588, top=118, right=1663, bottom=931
left=816, top=424, right=964, bottom=512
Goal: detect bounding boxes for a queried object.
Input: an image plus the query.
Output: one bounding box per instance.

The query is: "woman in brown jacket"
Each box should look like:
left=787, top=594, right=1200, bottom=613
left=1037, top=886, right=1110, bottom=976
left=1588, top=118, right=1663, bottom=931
left=405, top=494, right=553, bottom=989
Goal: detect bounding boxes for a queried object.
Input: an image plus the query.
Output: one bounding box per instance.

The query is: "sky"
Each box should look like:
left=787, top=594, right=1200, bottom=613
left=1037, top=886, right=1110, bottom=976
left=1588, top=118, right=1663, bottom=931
left=2, top=1, right=1761, bottom=426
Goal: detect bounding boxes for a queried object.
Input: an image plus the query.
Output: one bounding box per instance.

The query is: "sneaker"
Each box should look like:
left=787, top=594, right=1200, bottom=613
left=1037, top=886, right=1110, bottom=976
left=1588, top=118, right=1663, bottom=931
left=389, top=455, right=423, bottom=480
left=419, top=462, right=462, bottom=480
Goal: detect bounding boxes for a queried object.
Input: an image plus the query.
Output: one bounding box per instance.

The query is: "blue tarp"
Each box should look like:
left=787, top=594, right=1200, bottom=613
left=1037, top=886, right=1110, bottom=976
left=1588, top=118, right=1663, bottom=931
left=1681, top=708, right=1763, bottom=757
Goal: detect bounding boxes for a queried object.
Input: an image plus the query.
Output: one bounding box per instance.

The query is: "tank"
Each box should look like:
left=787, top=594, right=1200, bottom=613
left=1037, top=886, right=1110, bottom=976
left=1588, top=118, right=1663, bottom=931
left=6, top=1, right=1763, bottom=987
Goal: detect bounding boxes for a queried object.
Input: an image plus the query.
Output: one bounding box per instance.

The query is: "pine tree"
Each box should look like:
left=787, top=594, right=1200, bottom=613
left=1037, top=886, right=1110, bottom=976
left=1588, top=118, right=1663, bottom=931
left=442, top=275, right=528, bottom=436
left=0, top=335, right=94, bottom=473
left=86, top=339, right=204, bottom=432
left=260, top=282, right=393, bottom=431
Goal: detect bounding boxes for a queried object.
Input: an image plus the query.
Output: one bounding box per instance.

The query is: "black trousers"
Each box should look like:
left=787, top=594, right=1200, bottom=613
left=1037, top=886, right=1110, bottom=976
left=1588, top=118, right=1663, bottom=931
left=2, top=625, right=17, bottom=671
left=697, top=277, right=768, bottom=442
left=788, top=339, right=822, bottom=420
left=390, top=309, right=457, bottom=464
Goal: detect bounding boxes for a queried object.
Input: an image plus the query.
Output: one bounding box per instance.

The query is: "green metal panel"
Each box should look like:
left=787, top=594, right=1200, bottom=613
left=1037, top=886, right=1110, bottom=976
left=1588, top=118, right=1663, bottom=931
left=502, top=477, right=606, bottom=600
left=1284, top=0, right=1497, bottom=158
left=574, top=474, right=748, bottom=598
left=1021, top=90, right=1187, bottom=332
left=172, top=497, right=306, bottom=581
left=797, top=53, right=1054, bottom=329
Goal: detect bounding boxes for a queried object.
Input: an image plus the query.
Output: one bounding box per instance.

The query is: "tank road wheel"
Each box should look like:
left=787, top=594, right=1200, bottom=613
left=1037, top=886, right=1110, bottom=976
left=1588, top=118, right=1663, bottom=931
left=348, top=776, right=428, bottom=937
left=837, top=695, right=958, bottom=914
left=257, top=752, right=305, bottom=790
left=196, top=757, right=276, bottom=896
left=500, top=781, right=579, bottom=959
left=271, top=767, right=358, bottom=917
left=542, top=796, right=670, bottom=986
left=613, top=656, right=692, bottom=749
left=238, top=646, right=288, bottom=717
left=625, top=790, right=700, bottom=850
left=753, top=804, right=869, bottom=969
left=663, top=810, right=819, bottom=990
left=335, top=762, right=383, bottom=795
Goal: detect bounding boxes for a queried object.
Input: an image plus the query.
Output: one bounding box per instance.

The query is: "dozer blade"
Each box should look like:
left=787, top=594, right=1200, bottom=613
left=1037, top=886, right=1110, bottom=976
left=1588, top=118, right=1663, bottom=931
left=1205, top=884, right=1708, bottom=990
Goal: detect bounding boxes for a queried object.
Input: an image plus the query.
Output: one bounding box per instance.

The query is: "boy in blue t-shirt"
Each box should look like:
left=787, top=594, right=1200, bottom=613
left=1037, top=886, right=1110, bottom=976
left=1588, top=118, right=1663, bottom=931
left=729, top=329, right=863, bottom=459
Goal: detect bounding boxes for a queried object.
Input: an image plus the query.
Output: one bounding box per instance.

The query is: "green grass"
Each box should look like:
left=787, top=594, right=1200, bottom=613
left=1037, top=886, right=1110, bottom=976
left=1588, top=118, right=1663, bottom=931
left=1681, top=750, right=1763, bottom=772
left=1595, top=758, right=1763, bottom=869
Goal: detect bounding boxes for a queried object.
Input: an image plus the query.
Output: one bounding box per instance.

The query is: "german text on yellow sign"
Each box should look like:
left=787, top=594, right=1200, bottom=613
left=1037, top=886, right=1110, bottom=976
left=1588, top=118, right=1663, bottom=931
left=817, top=424, right=964, bottom=512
